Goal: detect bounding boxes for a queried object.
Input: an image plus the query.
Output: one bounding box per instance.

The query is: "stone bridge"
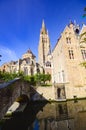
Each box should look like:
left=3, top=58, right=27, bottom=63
left=0, top=78, right=31, bottom=119
left=0, top=78, right=47, bottom=119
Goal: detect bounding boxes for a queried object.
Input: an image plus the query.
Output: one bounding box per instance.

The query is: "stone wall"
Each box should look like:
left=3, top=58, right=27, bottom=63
left=36, top=86, right=55, bottom=100
left=65, top=84, right=86, bottom=99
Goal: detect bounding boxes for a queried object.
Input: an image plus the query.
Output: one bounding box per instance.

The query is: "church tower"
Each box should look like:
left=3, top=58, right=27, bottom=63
left=38, top=20, right=51, bottom=68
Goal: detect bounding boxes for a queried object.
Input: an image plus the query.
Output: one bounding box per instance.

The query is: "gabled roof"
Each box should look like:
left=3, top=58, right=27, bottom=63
left=40, top=20, right=47, bottom=34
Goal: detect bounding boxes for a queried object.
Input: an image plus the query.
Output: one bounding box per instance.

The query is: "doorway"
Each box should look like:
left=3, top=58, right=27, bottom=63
left=57, top=88, right=61, bottom=99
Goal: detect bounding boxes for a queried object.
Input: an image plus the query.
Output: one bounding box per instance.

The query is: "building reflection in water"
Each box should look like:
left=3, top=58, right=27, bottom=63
left=36, top=102, right=75, bottom=130
left=1, top=100, right=86, bottom=130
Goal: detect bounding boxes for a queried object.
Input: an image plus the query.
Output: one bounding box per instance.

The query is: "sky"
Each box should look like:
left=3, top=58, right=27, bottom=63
left=0, top=0, right=86, bottom=65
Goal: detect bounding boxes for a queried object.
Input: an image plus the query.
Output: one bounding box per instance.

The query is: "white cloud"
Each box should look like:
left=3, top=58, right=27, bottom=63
left=0, top=45, right=18, bottom=65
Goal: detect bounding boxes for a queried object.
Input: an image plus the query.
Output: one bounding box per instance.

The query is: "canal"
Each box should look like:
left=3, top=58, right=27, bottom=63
left=0, top=99, right=86, bottom=130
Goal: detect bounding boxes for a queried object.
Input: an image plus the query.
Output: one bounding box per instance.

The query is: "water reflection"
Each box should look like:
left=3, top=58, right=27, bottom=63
left=1, top=100, right=86, bottom=130
left=35, top=102, right=74, bottom=130
left=1, top=101, right=47, bottom=130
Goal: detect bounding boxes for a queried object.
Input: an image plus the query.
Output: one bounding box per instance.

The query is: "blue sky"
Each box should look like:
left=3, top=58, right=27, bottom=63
left=0, top=0, right=86, bottom=65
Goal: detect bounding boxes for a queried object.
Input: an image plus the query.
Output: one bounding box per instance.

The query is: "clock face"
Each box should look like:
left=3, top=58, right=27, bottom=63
left=75, top=28, right=79, bottom=34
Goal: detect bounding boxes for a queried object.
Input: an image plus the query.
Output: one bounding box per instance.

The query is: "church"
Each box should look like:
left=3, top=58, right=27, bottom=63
left=0, top=20, right=86, bottom=100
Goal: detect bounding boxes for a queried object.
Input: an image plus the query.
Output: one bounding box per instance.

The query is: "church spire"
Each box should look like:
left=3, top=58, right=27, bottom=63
left=42, top=19, right=45, bottom=28
left=38, top=20, right=51, bottom=67
left=41, top=20, right=47, bottom=34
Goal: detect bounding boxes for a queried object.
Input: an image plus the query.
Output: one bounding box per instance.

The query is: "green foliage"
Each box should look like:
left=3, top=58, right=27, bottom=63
left=35, top=73, right=51, bottom=85
left=24, top=75, right=36, bottom=85
left=80, top=32, right=86, bottom=44
left=23, top=73, right=51, bottom=86
left=0, top=71, right=51, bottom=86
left=83, top=7, right=86, bottom=17
left=79, top=7, right=86, bottom=68
left=23, top=75, right=31, bottom=81
left=41, top=84, right=52, bottom=87
left=29, top=75, right=36, bottom=85
left=80, top=7, right=86, bottom=43
left=0, top=72, right=19, bottom=82
left=18, top=71, right=24, bottom=77
left=80, top=62, right=86, bottom=68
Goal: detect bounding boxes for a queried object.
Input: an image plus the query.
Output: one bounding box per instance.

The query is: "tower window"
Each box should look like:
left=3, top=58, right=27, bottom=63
left=42, top=38, right=47, bottom=43
left=66, top=37, right=71, bottom=44
left=42, top=38, right=45, bottom=43
left=68, top=50, right=74, bottom=59
left=81, top=50, right=86, bottom=60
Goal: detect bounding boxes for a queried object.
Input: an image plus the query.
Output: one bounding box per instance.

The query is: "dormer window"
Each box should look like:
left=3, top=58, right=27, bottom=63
left=75, top=28, right=79, bottom=34
left=66, top=37, right=71, bottom=44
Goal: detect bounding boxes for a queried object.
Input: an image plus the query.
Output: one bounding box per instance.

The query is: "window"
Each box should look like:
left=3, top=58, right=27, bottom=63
left=26, top=58, right=30, bottom=64
left=46, top=61, right=51, bottom=67
left=68, top=50, right=74, bottom=59
left=42, top=38, right=47, bottom=43
left=62, top=70, right=65, bottom=82
left=66, top=37, right=71, bottom=44
left=81, top=50, right=86, bottom=60
left=58, top=72, right=61, bottom=82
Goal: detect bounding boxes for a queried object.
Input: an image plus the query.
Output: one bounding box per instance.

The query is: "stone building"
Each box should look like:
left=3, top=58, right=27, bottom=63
left=0, top=49, right=43, bottom=75
left=52, top=22, right=86, bottom=99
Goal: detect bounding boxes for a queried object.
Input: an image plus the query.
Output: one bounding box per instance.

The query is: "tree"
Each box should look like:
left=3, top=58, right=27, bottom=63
left=80, top=62, right=86, bottom=68
left=34, top=73, right=51, bottom=85
left=0, top=55, right=2, bottom=61
left=80, top=7, right=86, bottom=68
left=37, top=73, right=51, bottom=85
left=80, top=32, right=86, bottom=43
left=83, top=7, right=86, bottom=17
left=80, top=7, right=86, bottom=43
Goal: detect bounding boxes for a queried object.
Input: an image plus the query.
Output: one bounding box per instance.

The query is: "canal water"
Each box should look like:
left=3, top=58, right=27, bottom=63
left=0, top=99, right=86, bottom=130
